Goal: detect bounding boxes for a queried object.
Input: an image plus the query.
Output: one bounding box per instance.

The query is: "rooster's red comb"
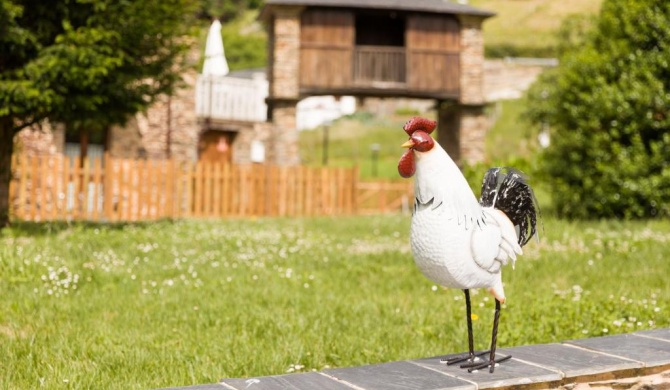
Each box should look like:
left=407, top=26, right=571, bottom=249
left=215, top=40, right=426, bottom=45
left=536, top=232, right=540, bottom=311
left=403, top=117, right=437, bottom=136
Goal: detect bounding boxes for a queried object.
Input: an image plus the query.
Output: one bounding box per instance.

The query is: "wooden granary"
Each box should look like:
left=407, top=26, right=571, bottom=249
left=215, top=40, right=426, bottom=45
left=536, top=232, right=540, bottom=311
left=260, top=0, right=495, bottom=164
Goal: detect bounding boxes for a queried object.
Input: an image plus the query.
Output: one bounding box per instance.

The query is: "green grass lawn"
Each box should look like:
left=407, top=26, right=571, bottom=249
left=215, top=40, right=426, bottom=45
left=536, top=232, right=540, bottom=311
left=299, top=112, right=415, bottom=179
left=1, top=216, right=669, bottom=389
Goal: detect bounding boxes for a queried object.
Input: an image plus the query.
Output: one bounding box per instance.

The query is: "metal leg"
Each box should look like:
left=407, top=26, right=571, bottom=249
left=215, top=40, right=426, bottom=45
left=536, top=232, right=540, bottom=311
left=460, top=298, right=511, bottom=373
left=442, top=290, right=487, bottom=365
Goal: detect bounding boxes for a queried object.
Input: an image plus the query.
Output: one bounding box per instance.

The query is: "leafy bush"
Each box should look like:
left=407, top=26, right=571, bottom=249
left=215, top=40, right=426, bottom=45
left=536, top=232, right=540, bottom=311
left=525, top=0, right=670, bottom=219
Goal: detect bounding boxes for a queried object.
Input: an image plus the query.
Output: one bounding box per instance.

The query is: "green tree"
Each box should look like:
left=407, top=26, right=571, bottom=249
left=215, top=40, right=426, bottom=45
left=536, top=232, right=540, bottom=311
left=0, top=0, right=196, bottom=227
left=197, top=0, right=263, bottom=21
left=526, top=0, right=670, bottom=219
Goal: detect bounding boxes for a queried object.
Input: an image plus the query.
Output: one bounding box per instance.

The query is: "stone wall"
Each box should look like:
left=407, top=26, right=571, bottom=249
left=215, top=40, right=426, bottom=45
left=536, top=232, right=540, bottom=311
left=459, top=105, right=489, bottom=165
left=15, top=122, right=65, bottom=156
left=269, top=102, right=299, bottom=165
left=458, top=15, right=486, bottom=106
left=108, top=70, right=200, bottom=161
left=269, top=7, right=302, bottom=99
left=230, top=121, right=274, bottom=164
left=266, top=6, right=303, bottom=166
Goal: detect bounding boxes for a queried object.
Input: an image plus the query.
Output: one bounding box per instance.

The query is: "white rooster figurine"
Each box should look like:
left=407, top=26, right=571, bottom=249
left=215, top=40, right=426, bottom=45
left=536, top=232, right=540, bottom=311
left=398, top=117, right=539, bottom=373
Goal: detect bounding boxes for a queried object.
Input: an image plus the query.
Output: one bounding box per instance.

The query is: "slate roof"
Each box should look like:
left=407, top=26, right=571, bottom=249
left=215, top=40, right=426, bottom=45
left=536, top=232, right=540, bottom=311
left=260, top=0, right=495, bottom=19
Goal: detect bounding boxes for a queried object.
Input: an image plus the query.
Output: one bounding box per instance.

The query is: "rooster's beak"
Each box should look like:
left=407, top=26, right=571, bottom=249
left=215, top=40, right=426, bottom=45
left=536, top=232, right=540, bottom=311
left=401, top=140, right=414, bottom=149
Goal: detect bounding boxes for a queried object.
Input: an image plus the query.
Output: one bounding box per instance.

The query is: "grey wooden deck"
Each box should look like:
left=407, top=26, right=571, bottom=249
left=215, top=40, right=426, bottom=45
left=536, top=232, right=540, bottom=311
left=160, top=328, right=670, bottom=390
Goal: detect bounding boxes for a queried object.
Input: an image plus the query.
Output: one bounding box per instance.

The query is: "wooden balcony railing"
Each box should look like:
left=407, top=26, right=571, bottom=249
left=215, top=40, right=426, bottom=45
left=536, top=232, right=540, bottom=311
left=195, top=75, right=268, bottom=122
left=353, top=45, right=406, bottom=85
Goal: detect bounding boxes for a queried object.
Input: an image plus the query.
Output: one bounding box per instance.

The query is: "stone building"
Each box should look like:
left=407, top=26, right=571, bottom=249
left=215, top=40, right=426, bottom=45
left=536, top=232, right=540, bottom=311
left=17, top=0, right=497, bottom=166
left=261, top=0, right=495, bottom=165
left=15, top=68, right=273, bottom=166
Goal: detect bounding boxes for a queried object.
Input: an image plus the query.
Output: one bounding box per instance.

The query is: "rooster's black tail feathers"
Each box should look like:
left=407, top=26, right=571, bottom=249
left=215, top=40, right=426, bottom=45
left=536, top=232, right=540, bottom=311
left=479, top=167, right=540, bottom=247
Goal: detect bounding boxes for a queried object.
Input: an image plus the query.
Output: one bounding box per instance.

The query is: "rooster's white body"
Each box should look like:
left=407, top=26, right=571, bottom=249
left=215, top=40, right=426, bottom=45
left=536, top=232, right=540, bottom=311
left=399, top=116, right=539, bottom=373
left=410, top=142, right=522, bottom=303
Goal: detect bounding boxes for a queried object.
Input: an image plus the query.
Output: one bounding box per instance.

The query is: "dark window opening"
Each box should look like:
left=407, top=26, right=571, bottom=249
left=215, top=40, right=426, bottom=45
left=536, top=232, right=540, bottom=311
left=64, top=129, right=107, bottom=164
left=355, top=13, right=405, bottom=47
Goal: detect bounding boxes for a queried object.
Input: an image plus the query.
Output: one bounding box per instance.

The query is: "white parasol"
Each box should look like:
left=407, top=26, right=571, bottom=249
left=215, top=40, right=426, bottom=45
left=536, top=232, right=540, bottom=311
left=202, top=19, right=229, bottom=76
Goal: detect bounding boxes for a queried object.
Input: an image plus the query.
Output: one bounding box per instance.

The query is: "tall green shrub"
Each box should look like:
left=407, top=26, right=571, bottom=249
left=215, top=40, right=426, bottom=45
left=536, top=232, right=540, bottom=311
left=526, top=0, right=670, bottom=219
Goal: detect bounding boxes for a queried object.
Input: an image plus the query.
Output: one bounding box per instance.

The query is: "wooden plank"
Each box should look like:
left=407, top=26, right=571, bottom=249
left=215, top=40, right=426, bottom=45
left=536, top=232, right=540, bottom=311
left=186, top=162, right=195, bottom=217
left=193, top=162, right=203, bottom=217
left=211, top=163, right=221, bottom=217
left=281, top=165, right=290, bottom=216
left=38, top=156, right=48, bottom=221
left=322, top=168, right=329, bottom=215
left=29, top=156, right=38, bottom=221
left=128, top=159, right=136, bottom=221
left=16, top=155, right=28, bottom=220
left=61, top=157, right=71, bottom=220
left=91, top=158, right=102, bottom=221
left=117, top=159, right=126, bottom=221
left=242, top=165, right=251, bottom=216
left=267, top=165, right=277, bottom=216
left=288, top=166, right=297, bottom=216
left=137, top=160, right=146, bottom=219
left=142, top=159, right=150, bottom=219
left=154, top=161, right=163, bottom=219
left=164, top=159, right=174, bottom=219
left=8, top=155, right=17, bottom=220
left=221, top=163, right=230, bottom=216
left=47, top=156, right=58, bottom=220
left=338, top=168, right=346, bottom=213
left=229, top=164, right=238, bottom=216
left=122, top=160, right=133, bottom=221
left=152, top=161, right=161, bottom=219
left=173, top=160, right=183, bottom=218
left=73, top=157, right=84, bottom=220
left=304, top=166, right=312, bottom=215
left=81, top=158, right=91, bottom=220
left=351, top=166, right=359, bottom=214
left=251, top=164, right=261, bottom=216
left=102, top=153, right=113, bottom=221
left=346, top=167, right=354, bottom=214
left=203, top=162, right=213, bottom=217
left=147, top=160, right=155, bottom=219
left=294, top=165, right=303, bottom=215
left=300, top=10, right=353, bottom=88
left=107, top=157, right=118, bottom=222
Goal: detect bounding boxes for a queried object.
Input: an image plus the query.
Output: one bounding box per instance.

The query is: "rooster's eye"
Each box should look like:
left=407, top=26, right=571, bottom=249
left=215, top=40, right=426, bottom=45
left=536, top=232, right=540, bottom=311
left=411, top=131, right=435, bottom=152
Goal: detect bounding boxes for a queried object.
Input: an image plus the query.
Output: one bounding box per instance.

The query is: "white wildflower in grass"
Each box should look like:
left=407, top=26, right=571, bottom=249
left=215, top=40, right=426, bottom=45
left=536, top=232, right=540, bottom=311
left=285, top=363, right=305, bottom=373
left=431, top=285, right=438, bottom=292
left=40, top=265, right=80, bottom=298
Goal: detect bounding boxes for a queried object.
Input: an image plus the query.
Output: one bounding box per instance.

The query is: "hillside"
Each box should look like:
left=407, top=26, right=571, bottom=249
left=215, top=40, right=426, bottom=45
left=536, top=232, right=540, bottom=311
left=469, top=0, right=603, bottom=57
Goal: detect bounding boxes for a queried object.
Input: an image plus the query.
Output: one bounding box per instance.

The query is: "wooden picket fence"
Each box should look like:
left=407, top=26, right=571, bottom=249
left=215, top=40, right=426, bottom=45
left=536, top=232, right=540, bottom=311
left=8, top=154, right=413, bottom=222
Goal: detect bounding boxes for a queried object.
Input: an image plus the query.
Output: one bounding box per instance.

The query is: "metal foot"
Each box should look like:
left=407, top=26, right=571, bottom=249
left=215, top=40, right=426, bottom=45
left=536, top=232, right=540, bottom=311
left=461, top=354, right=512, bottom=373
left=440, top=350, right=488, bottom=365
